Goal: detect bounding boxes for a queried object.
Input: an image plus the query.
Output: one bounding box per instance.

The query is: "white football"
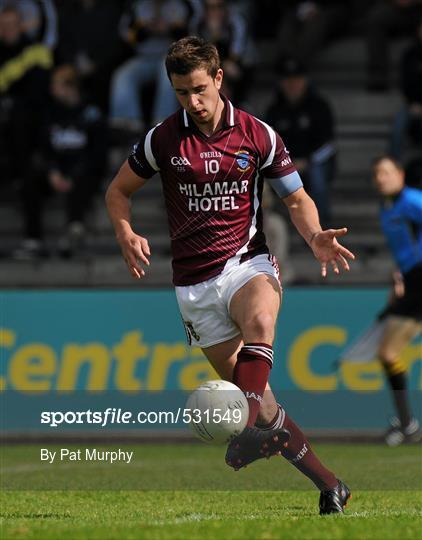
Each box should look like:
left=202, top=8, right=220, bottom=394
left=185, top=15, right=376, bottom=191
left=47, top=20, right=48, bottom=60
left=185, top=380, right=249, bottom=444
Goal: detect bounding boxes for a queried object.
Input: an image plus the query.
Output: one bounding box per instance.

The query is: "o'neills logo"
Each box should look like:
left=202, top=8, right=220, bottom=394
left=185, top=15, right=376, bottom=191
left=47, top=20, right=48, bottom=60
left=291, top=444, right=308, bottom=463
left=178, top=180, right=248, bottom=212
left=245, top=391, right=263, bottom=403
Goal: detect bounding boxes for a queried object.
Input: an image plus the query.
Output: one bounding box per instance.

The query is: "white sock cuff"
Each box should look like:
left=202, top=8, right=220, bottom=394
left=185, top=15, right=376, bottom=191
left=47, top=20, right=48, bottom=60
left=241, top=344, right=274, bottom=366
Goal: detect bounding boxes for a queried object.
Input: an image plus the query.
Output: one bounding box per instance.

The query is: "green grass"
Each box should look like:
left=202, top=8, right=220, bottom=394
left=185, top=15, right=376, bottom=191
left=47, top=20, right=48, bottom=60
left=1, top=443, right=422, bottom=539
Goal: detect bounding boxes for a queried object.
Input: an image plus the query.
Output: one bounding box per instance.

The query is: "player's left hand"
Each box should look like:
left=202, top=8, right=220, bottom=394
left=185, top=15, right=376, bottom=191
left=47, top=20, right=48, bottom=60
left=310, top=228, right=355, bottom=277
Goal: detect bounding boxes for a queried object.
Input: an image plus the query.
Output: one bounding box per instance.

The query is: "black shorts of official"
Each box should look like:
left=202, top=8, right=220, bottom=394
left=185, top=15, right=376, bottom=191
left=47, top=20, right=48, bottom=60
left=379, top=264, right=422, bottom=322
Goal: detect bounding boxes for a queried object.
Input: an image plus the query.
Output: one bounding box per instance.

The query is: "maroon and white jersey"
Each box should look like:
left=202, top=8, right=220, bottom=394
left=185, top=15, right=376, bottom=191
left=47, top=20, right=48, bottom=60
left=128, top=96, right=297, bottom=286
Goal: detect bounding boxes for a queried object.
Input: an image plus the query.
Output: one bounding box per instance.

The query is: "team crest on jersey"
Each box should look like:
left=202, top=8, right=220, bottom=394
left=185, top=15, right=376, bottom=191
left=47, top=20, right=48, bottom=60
left=235, top=150, right=250, bottom=172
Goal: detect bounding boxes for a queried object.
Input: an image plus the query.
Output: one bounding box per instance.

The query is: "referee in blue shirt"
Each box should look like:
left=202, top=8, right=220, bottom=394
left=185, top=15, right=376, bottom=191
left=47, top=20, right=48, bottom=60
left=372, top=156, right=422, bottom=446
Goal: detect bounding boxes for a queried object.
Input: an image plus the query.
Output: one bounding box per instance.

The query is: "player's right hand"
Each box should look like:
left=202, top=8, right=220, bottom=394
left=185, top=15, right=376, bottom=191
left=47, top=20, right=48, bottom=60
left=118, top=231, right=150, bottom=279
left=310, top=228, right=355, bottom=277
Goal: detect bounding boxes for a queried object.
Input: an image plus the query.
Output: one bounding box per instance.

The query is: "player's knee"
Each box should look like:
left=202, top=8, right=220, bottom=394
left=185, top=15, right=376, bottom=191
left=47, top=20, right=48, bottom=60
left=243, top=312, right=275, bottom=341
left=377, top=346, right=397, bottom=367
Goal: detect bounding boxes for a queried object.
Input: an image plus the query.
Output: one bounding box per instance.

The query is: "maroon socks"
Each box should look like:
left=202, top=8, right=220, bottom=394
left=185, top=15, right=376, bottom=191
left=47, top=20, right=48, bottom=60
left=258, top=405, right=338, bottom=491
left=233, top=343, right=337, bottom=491
left=233, top=343, right=273, bottom=427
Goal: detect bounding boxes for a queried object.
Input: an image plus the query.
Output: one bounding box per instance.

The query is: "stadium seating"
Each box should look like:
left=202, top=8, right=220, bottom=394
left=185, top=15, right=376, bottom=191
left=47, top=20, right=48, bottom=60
left=0, top=37, right=409, bottom=287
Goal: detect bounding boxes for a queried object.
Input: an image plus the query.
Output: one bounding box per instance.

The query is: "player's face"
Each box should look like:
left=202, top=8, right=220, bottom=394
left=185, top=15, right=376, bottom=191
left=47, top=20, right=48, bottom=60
left=171, top=68, right=223, bottom=127
left=373, top=159, right=405, bottom=196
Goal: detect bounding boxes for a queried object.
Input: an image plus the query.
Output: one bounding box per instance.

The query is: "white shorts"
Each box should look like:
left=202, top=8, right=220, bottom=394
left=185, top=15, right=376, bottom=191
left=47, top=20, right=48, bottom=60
left=175, top=254, right=281, bottom=348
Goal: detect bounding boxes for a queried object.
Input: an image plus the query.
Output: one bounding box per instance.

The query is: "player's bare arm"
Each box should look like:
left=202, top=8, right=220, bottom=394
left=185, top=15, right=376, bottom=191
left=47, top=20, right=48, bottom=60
left=105, top=160, right=151, bottom=279
left=283, top=187, right=355, bottom=277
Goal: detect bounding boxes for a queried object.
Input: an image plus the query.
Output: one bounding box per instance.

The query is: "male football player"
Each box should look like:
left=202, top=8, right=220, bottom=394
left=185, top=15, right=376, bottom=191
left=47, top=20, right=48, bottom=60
left=106, top=36, right=354, bottom=514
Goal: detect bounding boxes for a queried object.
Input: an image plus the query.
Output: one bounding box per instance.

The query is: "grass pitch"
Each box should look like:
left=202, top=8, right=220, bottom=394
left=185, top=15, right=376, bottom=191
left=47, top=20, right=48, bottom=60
left=1, top=443, right=421, bottom=539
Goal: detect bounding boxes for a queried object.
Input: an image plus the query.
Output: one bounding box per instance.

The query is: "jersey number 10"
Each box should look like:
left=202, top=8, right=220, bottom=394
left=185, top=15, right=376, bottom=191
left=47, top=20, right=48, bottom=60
left=204, top=159, right=220, bottom=174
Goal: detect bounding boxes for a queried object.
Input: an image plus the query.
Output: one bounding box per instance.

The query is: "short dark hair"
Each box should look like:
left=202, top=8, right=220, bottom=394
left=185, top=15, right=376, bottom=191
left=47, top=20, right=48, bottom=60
left=372, top=155, right=404, bottom=171
left=165, top=36, right=220, bottom=81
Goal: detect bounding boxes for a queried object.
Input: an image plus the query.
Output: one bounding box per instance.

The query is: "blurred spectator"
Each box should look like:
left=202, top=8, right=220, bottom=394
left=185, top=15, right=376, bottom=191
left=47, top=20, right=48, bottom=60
left=250, top=0, right=283, bottom=41
left=55, top=0, right=124, bottom=114
left=390, top=20, right=422, bottom=170
left=110, top=0, right=198, bottom=130
left=16, top=65, right=107, bottom=259
left=264, top=57, right=335, bottom=227
left=195, top=0, right=253, bottom=103
left=262, top=183, right=295, bottom=284
left=365, top=0, right=422, bottom=91
left=0, top=0, right=57, bottom=49
left=277, top=1, right=352, bottom=68
left=0, top=3, right=52, bottom=186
